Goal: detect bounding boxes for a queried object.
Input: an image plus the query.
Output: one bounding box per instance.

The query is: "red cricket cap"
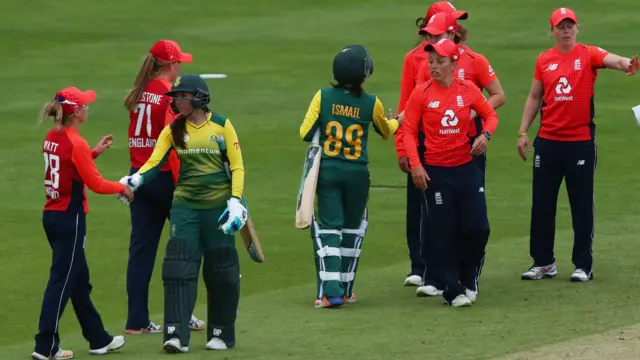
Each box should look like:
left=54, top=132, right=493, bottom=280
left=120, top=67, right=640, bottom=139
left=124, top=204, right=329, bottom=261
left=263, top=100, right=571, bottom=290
left=420, top=12, right=459, bottom=35
left=426, top=1, right=468, bottom=21
left=149, top=40, right=193, bottom=63
left=424, top=39, right=459, bottom=60
left=550, top=7, right=578, bottom=26
left=54, top=87, right=96, bottom=115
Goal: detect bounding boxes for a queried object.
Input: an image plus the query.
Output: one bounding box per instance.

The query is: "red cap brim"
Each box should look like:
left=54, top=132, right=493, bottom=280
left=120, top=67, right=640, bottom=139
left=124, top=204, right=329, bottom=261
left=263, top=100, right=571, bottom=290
left=81, top=90, right=97, bottom=104
left=424, top=44, right=458, bottom=60
left=452, top=11, right=468, bottom=20
left=551, top=15, right=577, bottom=26
left=424, top=25, right=446, bottom=35
left=179, top=53, right=193, bottom=63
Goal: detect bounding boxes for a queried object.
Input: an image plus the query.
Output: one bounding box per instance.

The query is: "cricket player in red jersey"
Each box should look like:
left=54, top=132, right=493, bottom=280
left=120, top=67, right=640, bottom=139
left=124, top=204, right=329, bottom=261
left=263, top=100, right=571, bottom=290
left=396, top=1, right=469, bottom=289
left=34, top=87, right=132, bottom=360
left=123, top=40, right=205, bottom=333
left=401, top=39, right=499, bottom=307
left=518, top=8, right=638, bottom=282
left=410, top=11, right=506, bottom=297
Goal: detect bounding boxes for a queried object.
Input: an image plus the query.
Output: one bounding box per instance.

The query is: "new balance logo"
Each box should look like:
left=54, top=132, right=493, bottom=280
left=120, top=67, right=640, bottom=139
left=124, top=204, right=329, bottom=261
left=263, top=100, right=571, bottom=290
left=428, top=101, right=440, bottom=108
left=212, top=328, right=222, bottom=336
left=577, top=160, right=585, bottom=166
left=554, top=77, right=573, bottom=101
left=479, top=187, right=484, bottom=193
left=547, top=64, right=558, bottom=71
left=168, top=326, right=176, bottom=334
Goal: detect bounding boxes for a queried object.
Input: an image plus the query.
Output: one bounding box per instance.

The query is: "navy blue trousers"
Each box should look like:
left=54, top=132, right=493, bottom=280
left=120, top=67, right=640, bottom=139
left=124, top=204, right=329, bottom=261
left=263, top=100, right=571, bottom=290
left=126, top=168, right=174, bottom=329
left=35, top=211, right=112, bottom=356
left=422, top=162, right=490, bottom=302
left=529, top=137, right=596, bottom=273
left=405, top=132, right=427, bottom=277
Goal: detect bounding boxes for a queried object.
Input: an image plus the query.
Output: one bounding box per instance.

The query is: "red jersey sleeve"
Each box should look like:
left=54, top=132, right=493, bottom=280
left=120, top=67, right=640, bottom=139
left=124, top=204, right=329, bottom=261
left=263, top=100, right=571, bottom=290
left=471, top=87, right=498, bottom=135
left=394, top=124, right=407, bottom=159
left=533, top=56, right=543, bottom=81
left=398, top=51, right=416, bottom=114
left=474, top=54, right=498, bottom=88
left=401, top=85, right=426, bottom=170
left=589, top=45, right=610, bottom=69
left=70, top=136, right=126, bottom=194
left=164, top=105, right=180, bottom=183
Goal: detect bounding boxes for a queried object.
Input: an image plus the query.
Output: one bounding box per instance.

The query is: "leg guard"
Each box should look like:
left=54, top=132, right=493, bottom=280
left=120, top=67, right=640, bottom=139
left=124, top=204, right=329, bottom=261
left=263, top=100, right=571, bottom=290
left=162, top=236, right=201, bottom=347
left=311, top=216, right=343, bottom=298
left=203, top=246, right=240, bottom=349
left=341, top=208, right=368, bottom=298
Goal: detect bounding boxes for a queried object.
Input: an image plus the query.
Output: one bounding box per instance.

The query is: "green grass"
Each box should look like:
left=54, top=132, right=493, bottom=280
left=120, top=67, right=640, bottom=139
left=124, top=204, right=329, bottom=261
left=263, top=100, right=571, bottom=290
left=1, top=0, right=640, bottom=359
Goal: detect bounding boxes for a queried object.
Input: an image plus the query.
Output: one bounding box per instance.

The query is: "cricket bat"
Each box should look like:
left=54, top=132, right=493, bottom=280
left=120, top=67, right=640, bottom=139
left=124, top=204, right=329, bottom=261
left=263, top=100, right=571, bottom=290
left=216, top=135, right=265, bottom=263
left=295, top=130, right=321, bottom=229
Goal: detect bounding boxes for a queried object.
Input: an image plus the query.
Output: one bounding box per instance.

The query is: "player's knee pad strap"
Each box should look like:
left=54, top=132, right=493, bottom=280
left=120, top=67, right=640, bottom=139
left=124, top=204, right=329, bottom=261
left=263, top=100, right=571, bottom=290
left=203, top=246, right=240, bottom=286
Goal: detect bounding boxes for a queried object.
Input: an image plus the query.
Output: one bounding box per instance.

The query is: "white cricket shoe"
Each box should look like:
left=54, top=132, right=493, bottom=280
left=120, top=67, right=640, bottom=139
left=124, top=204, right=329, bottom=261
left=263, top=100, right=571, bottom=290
left=189, top=315, right=205, bottom=331
left=416, top=285, right=443, bottom=297
left=163, top=338, right=189, bottom=353
left=450, top=294, right=472, bottom=307
left=32, top=349, right=74, bottom=360
left=464, top=288, right=477, bottom=303
left=88, top=335, right=125, bottom=355
left=205, top=337, right=228, bottom=350
left=521, top=263, right=557, bottom=280
left=570, top=269, right=593, bottom=282
left=404, top=274, right=423, bottom=287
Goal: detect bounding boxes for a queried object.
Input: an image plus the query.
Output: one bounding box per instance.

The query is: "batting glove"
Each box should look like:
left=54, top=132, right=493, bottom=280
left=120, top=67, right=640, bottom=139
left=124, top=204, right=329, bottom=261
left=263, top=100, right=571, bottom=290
left=116, top=176, right=132, bottom=205
left=218, top=197, right=248, bottom=234
left=119, top=173, right=143, bottom=192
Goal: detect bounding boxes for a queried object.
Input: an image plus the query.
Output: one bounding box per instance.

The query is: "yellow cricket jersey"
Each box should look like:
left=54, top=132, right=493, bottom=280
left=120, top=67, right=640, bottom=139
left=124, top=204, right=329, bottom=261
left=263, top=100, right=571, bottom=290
left=299, top=88, right=399, bottom=164
left=138, top=112, right=244, bottom=209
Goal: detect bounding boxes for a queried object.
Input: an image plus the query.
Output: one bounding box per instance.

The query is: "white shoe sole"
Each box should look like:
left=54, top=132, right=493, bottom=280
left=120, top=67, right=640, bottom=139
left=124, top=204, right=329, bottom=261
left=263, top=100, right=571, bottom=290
left=404, top=275, right=423, bottom=287
left=522, top=267, right=557, bottom=280
left=163, top=340, right=188, bottom=353
left=89, top=336, right=125, bottom=355
left=205, top=338, right=228, bottom=350
left=570, top=272, right=593, bottom=282
left=451, top=295, right=472, bottom=307
left=416, top=286, right=443, bottom=297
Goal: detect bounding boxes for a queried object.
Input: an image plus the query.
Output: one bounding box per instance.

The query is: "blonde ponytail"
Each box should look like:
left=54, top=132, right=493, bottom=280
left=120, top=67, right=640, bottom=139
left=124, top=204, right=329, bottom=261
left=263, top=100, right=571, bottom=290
left=40, top=100, right=64, bottom=124
left=124, top=54, right=167, bottom=111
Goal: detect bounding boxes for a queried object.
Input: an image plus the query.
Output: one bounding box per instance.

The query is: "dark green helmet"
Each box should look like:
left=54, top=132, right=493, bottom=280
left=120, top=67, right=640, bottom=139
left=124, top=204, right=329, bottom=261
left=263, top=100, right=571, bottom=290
left=166, top=74, right=211, bottom=113
left=332, top=44, right=374, bottom=87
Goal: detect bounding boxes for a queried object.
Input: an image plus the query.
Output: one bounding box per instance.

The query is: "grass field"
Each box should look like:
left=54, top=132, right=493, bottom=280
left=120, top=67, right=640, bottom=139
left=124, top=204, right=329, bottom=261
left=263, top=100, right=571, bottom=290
left=1, top=0, right=640, bottom=359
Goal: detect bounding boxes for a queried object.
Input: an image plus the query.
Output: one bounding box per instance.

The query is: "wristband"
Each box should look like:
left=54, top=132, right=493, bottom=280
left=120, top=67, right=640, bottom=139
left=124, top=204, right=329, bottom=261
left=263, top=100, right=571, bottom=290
left=518, top=132, right=527, bottom=137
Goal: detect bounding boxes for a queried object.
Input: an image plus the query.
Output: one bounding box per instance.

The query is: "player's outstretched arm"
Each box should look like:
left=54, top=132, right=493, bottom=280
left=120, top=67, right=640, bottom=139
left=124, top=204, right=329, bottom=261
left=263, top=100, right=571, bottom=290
left=603, top=53, right=638, bottom=76
left=71, top=138, right=126, bottom=195
left=300, top=90, right=321, bottom=142
left=133, top=125, right=174, bottom=187
left=372, top=98, right=401, bottom=140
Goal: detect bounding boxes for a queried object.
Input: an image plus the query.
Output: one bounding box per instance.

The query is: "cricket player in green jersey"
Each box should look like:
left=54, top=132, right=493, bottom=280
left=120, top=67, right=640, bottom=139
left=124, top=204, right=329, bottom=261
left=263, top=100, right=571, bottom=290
left=300, top=45, right=403, bottom=308
left=120, top=74, right=247, bottom=352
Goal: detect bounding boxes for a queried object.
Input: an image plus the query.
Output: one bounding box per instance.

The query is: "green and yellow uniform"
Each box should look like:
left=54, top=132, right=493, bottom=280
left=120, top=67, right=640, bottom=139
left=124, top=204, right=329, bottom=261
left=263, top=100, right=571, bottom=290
left=300, top=84, right=399, bottom=301
left=137, top=78, right=244, bottom=348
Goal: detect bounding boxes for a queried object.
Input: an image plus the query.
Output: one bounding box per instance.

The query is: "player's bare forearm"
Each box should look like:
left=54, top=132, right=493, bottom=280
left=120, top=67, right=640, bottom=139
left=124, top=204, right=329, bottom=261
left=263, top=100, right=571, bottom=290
left=485, top=80, right=506, bottom=110
left=519, top=96, right=541, bottom=133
